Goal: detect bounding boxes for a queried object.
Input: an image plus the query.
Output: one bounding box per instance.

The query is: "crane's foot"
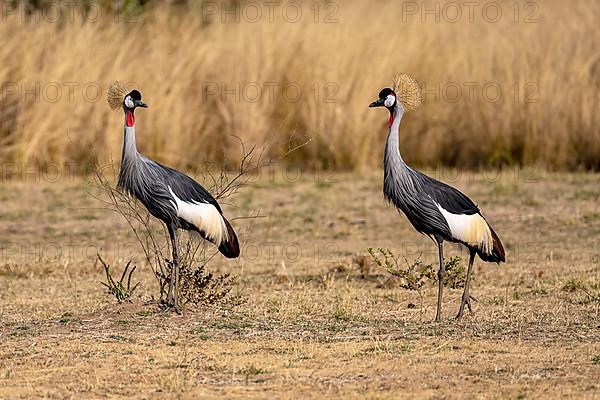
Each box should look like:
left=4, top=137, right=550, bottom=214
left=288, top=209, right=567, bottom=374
left=162, top=298, right=182, bottom=314
left=171, top=302, right=182, bottom=314
left=455, top=294, right=475, bottom=320
left=164, top=284, right=182, bottom=313
left=166, top=288, right=174, bottom=309
left=434, top=307, right=442, bottom=323
left=172, top=294, right=182, bottom=314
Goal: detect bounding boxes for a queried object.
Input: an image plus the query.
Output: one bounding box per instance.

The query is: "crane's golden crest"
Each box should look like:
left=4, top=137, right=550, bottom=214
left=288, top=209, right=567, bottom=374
left=107, top=81, right=130, bottom=111
left=393, top=73, right=423, bottom=111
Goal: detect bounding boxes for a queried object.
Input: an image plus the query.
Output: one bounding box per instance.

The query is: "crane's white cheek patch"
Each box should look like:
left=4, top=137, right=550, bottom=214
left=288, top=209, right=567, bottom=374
left=124, top=96, right=134, bottom=108
left=384, top=95, right=396, bottom=107
left=168, top=188, right=228, bottom=244
left=436, top=204, right=493, bottom=254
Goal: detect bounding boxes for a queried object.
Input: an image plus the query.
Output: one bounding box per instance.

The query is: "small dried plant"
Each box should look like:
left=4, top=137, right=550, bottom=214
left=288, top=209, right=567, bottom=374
left=368, top=248, right=435, bottom=295
left=179, top=257, right=237, bottom=306
left=562, top=279, right=600, bottom=305
left=443, top=255, right=468, bottom=289
left=367, top=247, right=468, bottom=294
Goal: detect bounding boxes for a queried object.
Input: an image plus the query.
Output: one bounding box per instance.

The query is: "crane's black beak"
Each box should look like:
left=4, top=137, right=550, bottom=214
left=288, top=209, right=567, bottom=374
left=135, top=100, right=148, bottom=108
left=369, top=98, right=385, bottom=108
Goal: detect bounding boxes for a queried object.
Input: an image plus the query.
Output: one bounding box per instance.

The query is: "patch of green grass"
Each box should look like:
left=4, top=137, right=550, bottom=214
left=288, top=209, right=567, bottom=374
left=528, top=288, right=548, bottom=296
left=333, top=231, right=349, bottom=239
left=358, top=342, right=412, bottom=356
left=592, top=355, right=600, bottom=365
left=512, top=290, right=523, bottom=301
left=98, top=255, right=139, bottom=303
left=315, top=181, right=334, bottom=189
left=521, top=193, right=539, bottom=206
left=59, top=312, right=73, bottom=324
left=332, top=304, right=354, bottom=321
left=9, top=325, right=31, bottom=337
left=562, top=279, right=600, bottom=305
left=491, top=181, right=520, bottom=197
left=489, top=296, right=505, bottom=305
left=209, top=319, right=254, bottom=331
left=237, top=191, right=254, bottom=212
left=303, top=215, right=315, bottom=223
left=78, top=214, right=98, bottom=221
left=570, top=190, right=599, bottom=201
left=266, top=299, right=282, bottom=314
left=239, top=364, right=269, bottom=376
left=327, top=323, right=346, bottom=332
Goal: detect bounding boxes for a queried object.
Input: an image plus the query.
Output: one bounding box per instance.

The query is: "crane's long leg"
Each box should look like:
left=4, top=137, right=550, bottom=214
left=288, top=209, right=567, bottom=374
left=435, top=239, right=445, bottom=323
left=456, top=249, right=476, bottom=320
left=167, top=224, right=181, bottom=313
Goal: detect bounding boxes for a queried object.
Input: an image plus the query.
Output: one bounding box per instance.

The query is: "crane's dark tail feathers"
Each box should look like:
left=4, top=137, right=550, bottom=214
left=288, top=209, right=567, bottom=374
left=218, top=218, right=240, bottom=259
left=478, top=226, right=505, bottom=263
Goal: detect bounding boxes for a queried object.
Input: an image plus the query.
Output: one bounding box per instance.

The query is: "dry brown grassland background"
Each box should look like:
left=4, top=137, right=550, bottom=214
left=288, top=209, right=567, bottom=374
left=0, top=0, right=598, bottom=172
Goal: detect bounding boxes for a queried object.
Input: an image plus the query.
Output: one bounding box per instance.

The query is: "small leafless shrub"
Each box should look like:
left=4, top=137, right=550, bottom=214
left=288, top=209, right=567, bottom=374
left=562, top=279, right=600, bottom=305
left=367, top=247, right=467, bottom=294
left=368, top=248, right=435, bottom=295
left=178, top=243, right=238, bottom=306
left=442, top=256, right=468, bottom=289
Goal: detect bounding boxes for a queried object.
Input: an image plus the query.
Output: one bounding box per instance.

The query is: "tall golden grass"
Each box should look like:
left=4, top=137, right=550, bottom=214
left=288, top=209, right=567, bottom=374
left=0, top=0, right=598, bottom=172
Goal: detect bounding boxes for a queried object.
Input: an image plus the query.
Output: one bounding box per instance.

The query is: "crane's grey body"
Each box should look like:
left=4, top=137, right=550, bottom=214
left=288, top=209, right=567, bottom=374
left=115, top=90, right=239, bottom=311
left=119, top=126, right=223, bottom=236
left=383, top=105, right=480, bottom=245
left=370, top=87, right=504, bottom=322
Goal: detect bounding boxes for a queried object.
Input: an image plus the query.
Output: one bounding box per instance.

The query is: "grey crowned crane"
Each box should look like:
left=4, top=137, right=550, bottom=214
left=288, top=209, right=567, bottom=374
left=369, top=74, right=505, bottom=322
left=107, top=83, right=240, bottom=311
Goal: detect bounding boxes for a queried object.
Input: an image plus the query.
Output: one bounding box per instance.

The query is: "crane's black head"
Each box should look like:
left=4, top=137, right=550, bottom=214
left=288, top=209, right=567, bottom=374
left=123, top=90, right=148, bottom=110
left=369, top=88, right=396, bottom=111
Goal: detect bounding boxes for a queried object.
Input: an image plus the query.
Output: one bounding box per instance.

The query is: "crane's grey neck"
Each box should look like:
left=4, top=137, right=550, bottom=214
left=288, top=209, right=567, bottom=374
left=384, top=103, right=406, bottom=169
left=384, top=103, right=417, bottom=204
left=118, top=112, right=143, bottom=192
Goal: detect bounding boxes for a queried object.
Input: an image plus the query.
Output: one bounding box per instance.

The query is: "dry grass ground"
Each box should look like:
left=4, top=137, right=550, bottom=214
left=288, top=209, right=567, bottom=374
left=0, top=170, right=599, bottom=398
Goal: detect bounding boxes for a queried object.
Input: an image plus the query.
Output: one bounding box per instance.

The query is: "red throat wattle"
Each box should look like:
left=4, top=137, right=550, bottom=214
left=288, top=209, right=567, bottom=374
left=126, top=111, right=135, bottom=127
left=388, top=113, right=394, bottom=128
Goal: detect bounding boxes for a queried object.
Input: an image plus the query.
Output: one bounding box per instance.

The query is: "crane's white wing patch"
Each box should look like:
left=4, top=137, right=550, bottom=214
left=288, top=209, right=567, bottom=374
left=435, top=203, right=493, bottom=254
left=168, top=187, right=228, bottom=244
